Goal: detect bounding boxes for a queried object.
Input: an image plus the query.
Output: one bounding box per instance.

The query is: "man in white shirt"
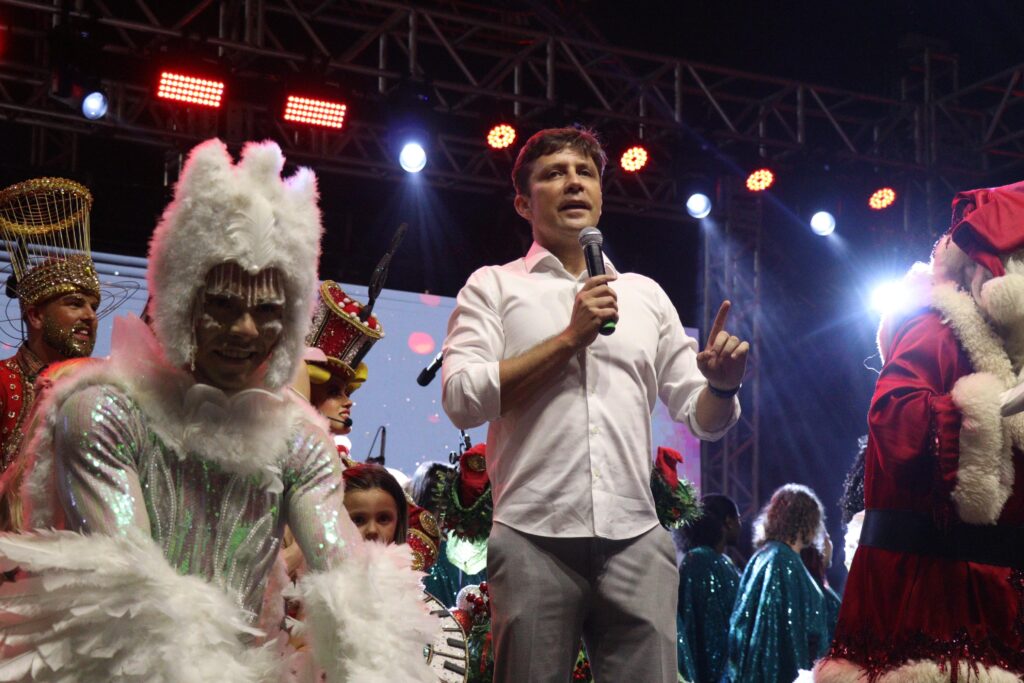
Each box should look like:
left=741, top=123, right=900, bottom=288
left=442, top=127, right=748, bottom=682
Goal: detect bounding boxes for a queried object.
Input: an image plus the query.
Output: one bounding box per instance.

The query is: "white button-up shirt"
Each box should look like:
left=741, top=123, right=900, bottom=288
left=442, top=242, right=739, bottom=539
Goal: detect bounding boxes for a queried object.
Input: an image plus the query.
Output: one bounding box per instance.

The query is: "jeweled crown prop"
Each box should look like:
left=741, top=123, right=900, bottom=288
left=0, top=177, right=100, bottom=306
left=306, top=281, right=384, bottom=381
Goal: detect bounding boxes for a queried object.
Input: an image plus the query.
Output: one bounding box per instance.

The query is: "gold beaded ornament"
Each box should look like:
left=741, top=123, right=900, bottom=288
left=0, top=177, right=100, bottom=307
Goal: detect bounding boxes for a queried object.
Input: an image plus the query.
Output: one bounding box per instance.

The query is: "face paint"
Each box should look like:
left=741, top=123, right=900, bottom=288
left=191, top=262, right=285, bottom=392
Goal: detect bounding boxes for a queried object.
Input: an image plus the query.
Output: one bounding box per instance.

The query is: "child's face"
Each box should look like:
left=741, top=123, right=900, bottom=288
left=344, top=488, right=399, bottom=544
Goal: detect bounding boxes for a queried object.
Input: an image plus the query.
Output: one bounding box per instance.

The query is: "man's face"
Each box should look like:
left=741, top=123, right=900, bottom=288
left=28, top=291, right=99, bottom=358
left=310, top=375, right=354, bottom=435
left=192, top=263, right=285, bottom=392
left=514, top=147, right=603, bottom=252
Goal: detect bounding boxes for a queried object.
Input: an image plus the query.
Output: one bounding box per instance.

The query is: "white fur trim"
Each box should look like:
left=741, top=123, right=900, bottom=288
left=296, top=542, right=438, bottom=683
left=0, top=529, right=279, bottom=682
left=950, top=372, right=1013, bottom=524
left=842, top=510, right=864, bottom=573
left=931, top=284, right=1014, bottom=381
left=980, top=273, right=1024, bottom=327
left=814, top=656, right=1022, bottom=682
left=20, top=315, right=331, bottom=529
left=148, top=139, right=323, bottom=390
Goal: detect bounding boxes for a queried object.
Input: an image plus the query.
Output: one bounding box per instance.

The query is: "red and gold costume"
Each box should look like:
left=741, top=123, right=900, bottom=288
left=817, top=180, right=1024, bottom=681
left=0, top=347, right=45, bottom=471
left=0, top=177, right=100, bottom=475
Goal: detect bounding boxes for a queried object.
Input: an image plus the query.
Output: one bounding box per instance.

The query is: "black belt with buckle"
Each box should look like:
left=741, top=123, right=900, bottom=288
left=859, top=508, right=1024, bottom=569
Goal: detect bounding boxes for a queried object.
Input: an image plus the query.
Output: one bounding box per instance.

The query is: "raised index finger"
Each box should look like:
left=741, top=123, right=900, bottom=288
left=706, top=300, right=731, bottom=349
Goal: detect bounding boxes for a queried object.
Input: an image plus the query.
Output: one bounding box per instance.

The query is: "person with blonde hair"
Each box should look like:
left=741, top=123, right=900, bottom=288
left=727, top=484, right=830, bottom=683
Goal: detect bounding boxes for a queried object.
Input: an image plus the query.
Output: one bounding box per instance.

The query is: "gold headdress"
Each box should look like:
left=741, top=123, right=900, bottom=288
left=0, top=177, right=100, bottom=307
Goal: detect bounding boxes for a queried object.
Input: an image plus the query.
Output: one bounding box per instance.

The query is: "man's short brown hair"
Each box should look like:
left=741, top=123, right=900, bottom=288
left=511, top=127, right=608, bottom=196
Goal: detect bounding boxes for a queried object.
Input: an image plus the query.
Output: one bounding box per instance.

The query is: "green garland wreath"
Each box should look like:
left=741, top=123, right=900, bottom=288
left=432, top=469, right=494, bottom=543
left=650, top=469, right=702, bottom=530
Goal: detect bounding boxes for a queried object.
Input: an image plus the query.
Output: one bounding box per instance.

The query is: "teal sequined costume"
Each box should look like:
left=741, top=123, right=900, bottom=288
left=676, top=546, right=740, bottom=683
left=727, top=541, right=829, bottom=683
left=822, top=584, right=841, bottom=643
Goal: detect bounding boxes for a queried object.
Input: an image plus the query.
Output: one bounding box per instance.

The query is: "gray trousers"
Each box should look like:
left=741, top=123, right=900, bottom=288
left=487, top=522, right=679, bottom=683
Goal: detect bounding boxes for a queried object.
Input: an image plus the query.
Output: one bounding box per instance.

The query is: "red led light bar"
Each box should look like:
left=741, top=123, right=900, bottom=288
left=283, top=95, right=348, bottom=129
left=156, top=71, right=224, bottom=108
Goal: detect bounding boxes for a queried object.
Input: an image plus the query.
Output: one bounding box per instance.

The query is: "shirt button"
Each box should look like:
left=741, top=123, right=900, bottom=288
left=589, top=425, right=599, bottom=436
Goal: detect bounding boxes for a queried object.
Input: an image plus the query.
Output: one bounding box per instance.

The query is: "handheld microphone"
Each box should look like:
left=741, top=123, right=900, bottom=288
left=417, top=352, right=444, bottom=386
left=578, top=227, right=616, bottom=336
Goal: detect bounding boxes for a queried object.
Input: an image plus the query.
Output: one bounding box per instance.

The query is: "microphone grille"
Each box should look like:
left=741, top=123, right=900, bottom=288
left=578, top=227, right=603, bottom=247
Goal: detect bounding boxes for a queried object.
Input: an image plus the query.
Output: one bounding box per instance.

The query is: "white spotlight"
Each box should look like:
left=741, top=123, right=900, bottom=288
left=399, top=142, right=427, bottom=173
left=81, top=91, right=108, bottom=120
left=810, top=211, right=836, bottom=236
left=686, top=193, right=712, bottom=219
left=870, top=279, right=910, bottom=316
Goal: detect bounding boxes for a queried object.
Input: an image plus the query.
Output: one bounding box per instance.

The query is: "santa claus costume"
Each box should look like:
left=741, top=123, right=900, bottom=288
left=816, top=181, right=1024, bottom=682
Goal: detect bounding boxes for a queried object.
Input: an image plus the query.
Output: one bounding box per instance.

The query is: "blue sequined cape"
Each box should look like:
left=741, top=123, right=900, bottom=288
left=676, top=546, right=740, bottom=683
left=727, top=541, right=829, bottom=682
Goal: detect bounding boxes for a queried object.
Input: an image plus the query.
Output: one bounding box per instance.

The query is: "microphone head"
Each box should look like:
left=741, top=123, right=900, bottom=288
left=578, top=226, right=603, bottom=248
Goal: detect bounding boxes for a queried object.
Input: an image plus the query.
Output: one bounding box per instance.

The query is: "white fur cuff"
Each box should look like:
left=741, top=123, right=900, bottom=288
left=296, top=542, right=438, bottom=683
left=950, top=372, right=1011, bottom=524
left=981, top=273, right=1024, bottom=327
left=0, top=529, right=278, bottom=682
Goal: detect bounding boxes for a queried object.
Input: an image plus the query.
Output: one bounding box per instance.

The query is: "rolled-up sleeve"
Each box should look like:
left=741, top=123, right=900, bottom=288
left=442, top=268, right=503, bottom=429
left=654, top=288, right=740, bottom=441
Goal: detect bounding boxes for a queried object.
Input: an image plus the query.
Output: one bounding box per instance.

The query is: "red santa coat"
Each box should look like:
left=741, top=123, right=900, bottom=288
left=817, top=277, right=1024, bottom=681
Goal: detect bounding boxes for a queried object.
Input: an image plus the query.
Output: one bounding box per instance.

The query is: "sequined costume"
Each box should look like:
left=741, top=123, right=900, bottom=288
left=676, top=546, right=739, bottom=683
left=727, top=541, right=829, bottom=683
left=816, top=181, right=1024, bottom=682
left=0, top=347, right=46, bottom=473
left=0, top=140, right=436, bottom=683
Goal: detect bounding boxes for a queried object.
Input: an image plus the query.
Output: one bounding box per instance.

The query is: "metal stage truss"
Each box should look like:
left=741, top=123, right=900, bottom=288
left=2, top=1, right=1024, bottom=216
left=3, top=0, right=1024, bottom=514
left=702, top=178, right=761, bottom=521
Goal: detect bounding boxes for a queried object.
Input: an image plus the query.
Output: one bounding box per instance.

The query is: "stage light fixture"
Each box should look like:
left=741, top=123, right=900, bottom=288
left=487, top=124, right=517, bottom=150
left=80, top=90, right=108, bottom=120
left=810, top=211, right=836, bottom=236
left=746, top=168, right=774, bottom=192
left=283, top=95, right=347, bottom=129
left=870, top=279, right=910, bottom=316
left=156, top=71, right=224, bottom=108
left=686, top=193, right=712, bottom=219
left=620, top=146, right=649, bottom=172
left=399, top=142, right=427, bottom=173
left=869, top=187, right=897, bottom=210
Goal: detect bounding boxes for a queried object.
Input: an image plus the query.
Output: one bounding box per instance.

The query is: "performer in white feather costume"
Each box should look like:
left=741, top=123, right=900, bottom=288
left=0, top=139, right=437, bottom=682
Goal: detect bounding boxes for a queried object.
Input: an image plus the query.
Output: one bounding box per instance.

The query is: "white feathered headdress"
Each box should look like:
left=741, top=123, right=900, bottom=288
left=147, top=139, right=322, bottom=389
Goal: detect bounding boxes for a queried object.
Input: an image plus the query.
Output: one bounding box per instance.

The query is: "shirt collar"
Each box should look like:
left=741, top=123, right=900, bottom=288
left=523, top=241, right=618, bottom=278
